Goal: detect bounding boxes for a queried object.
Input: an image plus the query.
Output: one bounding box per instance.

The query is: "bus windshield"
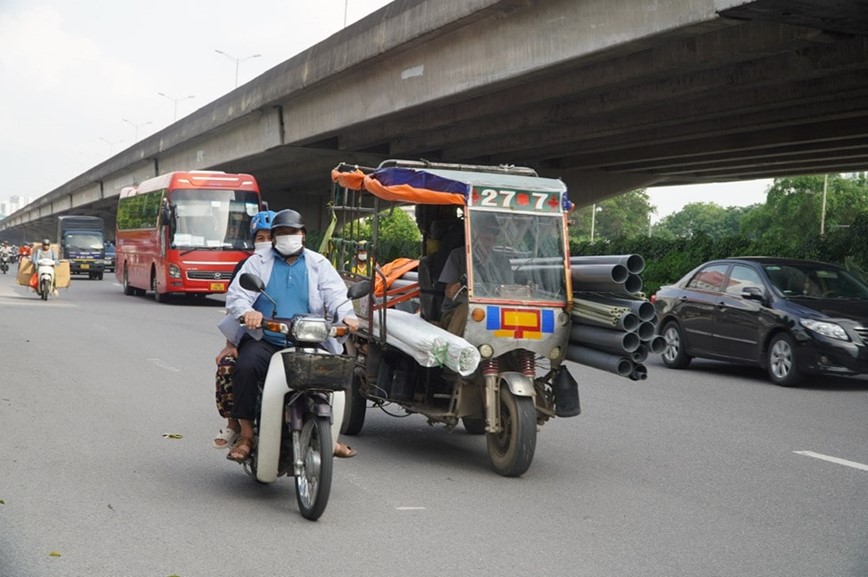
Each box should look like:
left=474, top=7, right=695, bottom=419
left=170, top=189, right=260, bottom=249
left=468, top=210, right=567, bottom=303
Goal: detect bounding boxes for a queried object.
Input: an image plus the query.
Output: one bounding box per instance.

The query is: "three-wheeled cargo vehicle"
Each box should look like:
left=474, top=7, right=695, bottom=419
left=331, top=160, right=581, bottom=476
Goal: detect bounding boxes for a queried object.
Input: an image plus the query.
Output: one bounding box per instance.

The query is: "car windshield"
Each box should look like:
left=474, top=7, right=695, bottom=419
left=468, top=210, right=568, bottom=303
left=764, top=263, right=868, bottom=299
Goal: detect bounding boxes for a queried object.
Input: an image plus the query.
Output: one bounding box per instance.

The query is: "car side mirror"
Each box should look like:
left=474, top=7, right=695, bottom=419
left=742, top=286, right=765, bottom=301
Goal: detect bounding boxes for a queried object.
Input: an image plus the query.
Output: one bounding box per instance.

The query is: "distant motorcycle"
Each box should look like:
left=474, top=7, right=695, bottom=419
left=0, top=253, right=8, bottom=274
left=35, top=258, right=56, bottom=301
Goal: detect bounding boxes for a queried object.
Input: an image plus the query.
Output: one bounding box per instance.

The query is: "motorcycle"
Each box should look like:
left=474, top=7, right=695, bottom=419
left=36, top=258, right=57, bottom=301
left=0, top=253, right=8, bottom=274
left=232, top=273, right=370, bottom=520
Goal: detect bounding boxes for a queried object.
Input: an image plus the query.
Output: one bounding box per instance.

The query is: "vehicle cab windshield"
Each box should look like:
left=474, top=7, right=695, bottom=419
left=468, top=209, right=567, bottom=304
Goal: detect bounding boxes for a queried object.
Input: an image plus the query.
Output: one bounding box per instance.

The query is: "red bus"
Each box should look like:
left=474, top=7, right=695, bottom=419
left=115, top=171, right=262, bottom=302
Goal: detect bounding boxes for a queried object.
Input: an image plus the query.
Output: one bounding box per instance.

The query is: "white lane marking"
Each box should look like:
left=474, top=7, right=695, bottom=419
left=396, top=507, right=426, bottom=511
left=146, top=358, right=180, bottom=373
left=794, top=451, right=868, bottom=472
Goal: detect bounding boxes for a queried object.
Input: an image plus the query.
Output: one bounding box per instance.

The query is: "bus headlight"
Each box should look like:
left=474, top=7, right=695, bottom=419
left=168, top=264, right=181, bottom=278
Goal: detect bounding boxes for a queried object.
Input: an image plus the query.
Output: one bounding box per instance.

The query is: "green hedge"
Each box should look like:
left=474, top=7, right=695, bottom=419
left=569, top=211, right=868, bottom=296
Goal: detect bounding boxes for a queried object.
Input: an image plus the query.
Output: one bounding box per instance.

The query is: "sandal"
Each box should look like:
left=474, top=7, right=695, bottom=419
left=213, top=427, right=239, bottom=449
left=334, top=442, right=357, bottom=458
left=226, top=437, right=254, bottom=462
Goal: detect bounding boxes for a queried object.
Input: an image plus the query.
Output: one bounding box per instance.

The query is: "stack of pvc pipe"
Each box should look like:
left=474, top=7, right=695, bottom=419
left=359, top=308, right=480, bottom=376
left=566, top=254, right=662, bottom=381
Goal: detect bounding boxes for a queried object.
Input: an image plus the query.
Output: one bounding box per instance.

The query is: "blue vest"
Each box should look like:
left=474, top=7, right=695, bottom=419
left=254, top=253, right=310, bottom=346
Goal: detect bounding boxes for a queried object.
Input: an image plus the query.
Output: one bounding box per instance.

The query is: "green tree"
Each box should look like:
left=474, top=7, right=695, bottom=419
left=741, top=173, right=868, bottom=245
left=343, top=206, right=421, bottom=262
left=654, top=202, right=761, bottom=238
left=570, top=189, right=654, bottom=241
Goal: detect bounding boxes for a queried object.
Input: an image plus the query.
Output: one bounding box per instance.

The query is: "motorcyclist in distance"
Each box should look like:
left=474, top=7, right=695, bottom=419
left=33, top=238, right=58, bottom=264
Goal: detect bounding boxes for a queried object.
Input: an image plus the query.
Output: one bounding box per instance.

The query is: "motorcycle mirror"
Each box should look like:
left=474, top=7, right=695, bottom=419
left=239, top=273, right=266, bottom=292
left=347, top=279, right=372, bottom=300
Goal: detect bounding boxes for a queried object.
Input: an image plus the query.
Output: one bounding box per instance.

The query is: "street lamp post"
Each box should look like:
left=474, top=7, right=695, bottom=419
left=157, top=92, right=195, bottom=121
left=214, top=49, right=261, bottom=88
left=98, top=136, right=124, bottom=155
left=122, top=118, right=152, bottom=142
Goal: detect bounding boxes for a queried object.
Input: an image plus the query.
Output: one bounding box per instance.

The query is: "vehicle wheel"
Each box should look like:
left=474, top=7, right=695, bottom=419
left=97, top=272, right=104, bottom=280
left=341, top=371, right=367, bottom=436
left=767, top=333, right=802, bottom=387
left=295, top=415, right=333, bottom=521
left=40, top=278, right=50, bottom=301
left=152, top=273, right=167, bottom=303
left=661, top=321, right=692, bottom=369
left=123, top=267, right=135, bottom=295
left=462, top=417, right=486, bottom=435
left=486, top=386, right=536, bottom=477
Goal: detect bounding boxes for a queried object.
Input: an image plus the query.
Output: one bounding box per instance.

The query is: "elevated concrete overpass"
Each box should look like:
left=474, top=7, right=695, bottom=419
left=2, top=0, right=867, bottom=241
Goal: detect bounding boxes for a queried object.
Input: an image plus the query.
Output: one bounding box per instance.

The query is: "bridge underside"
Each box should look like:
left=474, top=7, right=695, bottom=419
left=3, top=0, right=868, bottom=238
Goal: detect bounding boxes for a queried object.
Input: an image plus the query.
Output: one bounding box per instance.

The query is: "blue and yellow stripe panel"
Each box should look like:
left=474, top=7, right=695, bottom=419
left=486, top=306, right=555, bottom=339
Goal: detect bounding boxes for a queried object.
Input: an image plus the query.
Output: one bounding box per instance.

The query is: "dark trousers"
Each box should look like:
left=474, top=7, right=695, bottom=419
left=230, top=336, right=281, bottom=421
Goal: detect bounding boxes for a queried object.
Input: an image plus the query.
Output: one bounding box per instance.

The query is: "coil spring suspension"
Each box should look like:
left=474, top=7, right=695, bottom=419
left=518, top=349, right=535, bottom=377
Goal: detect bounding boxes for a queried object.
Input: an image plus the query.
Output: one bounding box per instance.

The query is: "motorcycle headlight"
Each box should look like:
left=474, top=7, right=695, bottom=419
left=800, top=318, right=849, bottom=341
left=291, top=317, right=329, bottom=343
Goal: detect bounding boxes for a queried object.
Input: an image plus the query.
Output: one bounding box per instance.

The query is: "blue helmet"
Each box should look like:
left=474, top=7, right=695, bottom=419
left=250, top=210, right=276, bottom=237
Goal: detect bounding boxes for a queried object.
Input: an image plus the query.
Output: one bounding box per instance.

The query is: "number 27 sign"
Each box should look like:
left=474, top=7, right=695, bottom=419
left=470, top=187, right=563, bottom=213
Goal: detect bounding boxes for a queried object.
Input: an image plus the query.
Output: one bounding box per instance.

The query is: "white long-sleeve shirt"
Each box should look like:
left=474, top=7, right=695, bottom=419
left=224, top=247, right=356, bottom=354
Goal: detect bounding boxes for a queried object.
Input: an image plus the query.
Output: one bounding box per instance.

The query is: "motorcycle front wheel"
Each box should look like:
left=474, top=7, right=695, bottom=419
left=40, top=278, right=50, bottom=301
left=295, top=414, right=333, bottom=521
left=486, top=386, right=537, bottom=477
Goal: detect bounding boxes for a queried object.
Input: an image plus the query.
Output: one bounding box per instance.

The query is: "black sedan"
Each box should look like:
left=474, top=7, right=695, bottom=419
left=653, top=257, right=868, bottom=386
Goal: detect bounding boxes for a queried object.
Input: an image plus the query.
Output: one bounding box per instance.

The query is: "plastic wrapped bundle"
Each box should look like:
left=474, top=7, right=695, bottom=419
left=362, top=309, right=480, bottom=376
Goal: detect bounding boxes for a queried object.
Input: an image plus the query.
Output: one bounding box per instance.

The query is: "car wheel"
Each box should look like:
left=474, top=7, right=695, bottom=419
left=661, top=321, right=692, bottom=369
left=767, top=333, right=802, bottom=387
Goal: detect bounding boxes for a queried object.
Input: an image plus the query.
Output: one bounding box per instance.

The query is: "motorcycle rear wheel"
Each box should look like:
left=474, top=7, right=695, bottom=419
left=295, top=415, right=333, bottom=521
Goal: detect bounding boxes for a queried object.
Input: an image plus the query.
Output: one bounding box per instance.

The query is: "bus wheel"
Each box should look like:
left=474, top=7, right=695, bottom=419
left=151, top=273, right=167, bottom=303
left=123, top=267, right=135, bottom=296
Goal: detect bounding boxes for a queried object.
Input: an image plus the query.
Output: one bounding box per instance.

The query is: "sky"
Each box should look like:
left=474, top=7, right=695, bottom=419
left=0, top=0, right=772, bottom=222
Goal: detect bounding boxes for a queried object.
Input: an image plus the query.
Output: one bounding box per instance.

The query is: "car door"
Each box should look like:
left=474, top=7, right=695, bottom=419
left=677, top=263, right=730, bottom=356
left=713, top=264, right=767, bottom=361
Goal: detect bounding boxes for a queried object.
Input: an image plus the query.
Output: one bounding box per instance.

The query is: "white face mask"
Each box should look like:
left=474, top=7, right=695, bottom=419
left=358, top=252, right=368, bottom=262
left=254, top=241, right=272, bottom=252
left=274, top=234, right=303, bottom=256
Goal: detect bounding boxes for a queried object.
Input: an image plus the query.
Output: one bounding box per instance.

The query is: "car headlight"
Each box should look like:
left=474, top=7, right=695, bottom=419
left=291, top=317, right=329, bottom=343
left=800, top=318, right=849, bottom=341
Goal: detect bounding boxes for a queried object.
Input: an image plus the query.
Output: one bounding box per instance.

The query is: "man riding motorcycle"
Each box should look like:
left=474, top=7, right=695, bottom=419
left=222, top=209, right=361, bottom=463
left=0, top=241, right=13, bottom=273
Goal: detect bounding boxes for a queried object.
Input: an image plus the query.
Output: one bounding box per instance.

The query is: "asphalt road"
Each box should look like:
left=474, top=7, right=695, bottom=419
left=0, top=272, right=866, bottom=577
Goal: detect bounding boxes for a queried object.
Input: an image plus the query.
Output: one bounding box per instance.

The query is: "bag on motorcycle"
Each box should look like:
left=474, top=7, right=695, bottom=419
left=28, top=272, right=38, bottom=289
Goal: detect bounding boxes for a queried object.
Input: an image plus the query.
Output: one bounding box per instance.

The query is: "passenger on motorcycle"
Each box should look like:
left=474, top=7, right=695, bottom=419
left=223, top=209, right=360, bottom=463
left=0, top=241, right=13, bottom=259
left=213, top=210, right=275, bottom=449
